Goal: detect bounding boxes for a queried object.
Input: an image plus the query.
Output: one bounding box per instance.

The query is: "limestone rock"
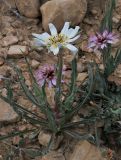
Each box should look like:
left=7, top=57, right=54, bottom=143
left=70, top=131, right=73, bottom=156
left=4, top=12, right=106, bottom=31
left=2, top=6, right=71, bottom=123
left=41, top=151, right=65, bottom=160
left=15, top=0, right=41, bottom=18
left=0, top=99, right=19, bottom=123
left=38, top=130, right=51, bottom=147
left=8, top=45, right=28, bottom=58
left=31, top=60, right=40, bottom=69
left=77, top=72, right=88, bottom=83
left=2, top=35, right=18, bottom=47
left=69, top=140, right=105, bottom=160
left=40, top=0, right=87, bottom=31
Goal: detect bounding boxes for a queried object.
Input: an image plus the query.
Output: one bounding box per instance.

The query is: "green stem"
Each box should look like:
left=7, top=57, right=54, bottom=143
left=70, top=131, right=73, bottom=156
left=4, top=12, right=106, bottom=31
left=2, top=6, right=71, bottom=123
left=55, top=51, right=63, bottom=113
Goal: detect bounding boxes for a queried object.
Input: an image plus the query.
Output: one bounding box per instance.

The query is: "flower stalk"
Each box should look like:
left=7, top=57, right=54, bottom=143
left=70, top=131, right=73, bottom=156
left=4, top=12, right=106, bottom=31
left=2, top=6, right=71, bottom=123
left=54, top=50, right=63, bottom=119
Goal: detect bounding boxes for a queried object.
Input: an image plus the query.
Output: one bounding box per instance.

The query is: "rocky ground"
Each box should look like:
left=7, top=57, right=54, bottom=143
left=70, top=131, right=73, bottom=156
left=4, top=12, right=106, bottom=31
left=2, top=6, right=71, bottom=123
left=0, top=0, right=121, bottom=159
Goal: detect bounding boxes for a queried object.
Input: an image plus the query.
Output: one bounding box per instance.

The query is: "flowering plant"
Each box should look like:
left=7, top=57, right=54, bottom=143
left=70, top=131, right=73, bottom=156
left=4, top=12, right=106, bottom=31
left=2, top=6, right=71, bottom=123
left=88, top=0, right=120, bottom=78
left=85, top=0, right=121, bottom=147
left=0, top=22, right=94, bottom=146
left=1, top=0, right=121, bottom=157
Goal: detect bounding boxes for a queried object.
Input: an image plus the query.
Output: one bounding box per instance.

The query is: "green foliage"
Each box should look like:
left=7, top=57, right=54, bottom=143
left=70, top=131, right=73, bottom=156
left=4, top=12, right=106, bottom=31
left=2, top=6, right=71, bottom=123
left=63, top=58, right=77, bottom=111
left=100, top=0, right=121, bottom=79
left=100, top=0, right=116, bottom=32
left=0, top=56, right=92, bottom=137
left=0, top=129, right=36, bottom=141
left=104, top=48, right=121, bottom=77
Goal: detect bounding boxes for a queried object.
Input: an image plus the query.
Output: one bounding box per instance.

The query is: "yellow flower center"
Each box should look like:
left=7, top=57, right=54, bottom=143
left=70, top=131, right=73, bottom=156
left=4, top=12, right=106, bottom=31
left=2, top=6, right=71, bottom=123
left=48, top=34, right=68, bottom=47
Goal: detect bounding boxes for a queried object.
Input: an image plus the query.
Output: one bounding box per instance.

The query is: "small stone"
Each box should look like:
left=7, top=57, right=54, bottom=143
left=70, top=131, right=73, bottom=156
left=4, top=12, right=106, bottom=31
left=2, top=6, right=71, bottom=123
left=38, top=130, right=51, bottom=147
left=77, top=73, right=88, bottom=83
left=45, top=87, right=55, bottom=107
left=69, top=140, right=105, bottom=160
left=0, top=65, right=13, bottom=77
left=0, top=99, right=19, bottom=123
left=23, top=72, right=32, bottom=87
left=91, top=9, right=98, bottom=15
left=0, top=58, right=4, bottom=66
left=17, top=97, right=33, bottom=109
left=12, top=136, right=21, bottom=145
left=112, top=16, right=120, bottom=24
left=8, top=45, right=28, bottom=58
left=41, top=151, right=65, bottom=160
left=31, top=60, right=40, bottom=69
left=0, top=48, right=8, bottom=58
left=77, top=60, right=86, bottom=73
left=1, top=89, right=7, bottom=97
left=15, top=0, right=41, bottom=18
left=40, top=0, right=87, bottom=31
left=64, top=53, right=74, bottom=64
left=2, top=35, right=18, bottom=47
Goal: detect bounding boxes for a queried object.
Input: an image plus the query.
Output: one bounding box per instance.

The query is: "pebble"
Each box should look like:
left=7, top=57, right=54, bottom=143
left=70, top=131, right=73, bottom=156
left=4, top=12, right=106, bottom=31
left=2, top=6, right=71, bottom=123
left=8, top=45, right=28, bottom=58
left=2, top=35, right=18, bottom=47
left=0, top=99, right=19, bottom=123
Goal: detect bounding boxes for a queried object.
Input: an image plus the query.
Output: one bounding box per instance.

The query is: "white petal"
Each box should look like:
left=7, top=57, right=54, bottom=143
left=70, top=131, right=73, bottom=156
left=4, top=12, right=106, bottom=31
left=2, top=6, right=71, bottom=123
left=50, top=45, right=59, bottom=55
left=32, top=33, right=50, bottom=41
left=33, top=38, right=46, bottom=46
left=67, top=26, right=80, bottom=38
left=65, top=44, right=78, bottom=54
left=61, top=22, right=70, bottom=35
left=67, top=35, right=80, bottom=43
left=49, top=23, right=58, bottom=36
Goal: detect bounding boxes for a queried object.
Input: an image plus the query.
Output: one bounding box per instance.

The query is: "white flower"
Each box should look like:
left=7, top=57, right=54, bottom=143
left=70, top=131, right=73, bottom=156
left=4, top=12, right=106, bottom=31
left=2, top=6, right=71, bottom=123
left=32, top=22, right=80, bottom=55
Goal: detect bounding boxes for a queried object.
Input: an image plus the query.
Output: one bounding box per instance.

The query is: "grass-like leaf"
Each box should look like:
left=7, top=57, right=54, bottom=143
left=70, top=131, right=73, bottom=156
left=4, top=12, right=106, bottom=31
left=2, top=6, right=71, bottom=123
left=67, top=63, right=94, bottom=118
left=64, top=130, right=94, bottom=141
left=100, top=0, right=115, bottom=32
left=63, top=58, right=77, bottom=111
left=0, top=95, right=48, bottom=126
left=104, top=48, right=121, bottom=77
left=23, top=148, right=43, bottom=158
left=62, top=118, right=95, bottom=130
left=0, top=129, right=36, bottom=141
left=15, top=66, right=41, bottom=107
